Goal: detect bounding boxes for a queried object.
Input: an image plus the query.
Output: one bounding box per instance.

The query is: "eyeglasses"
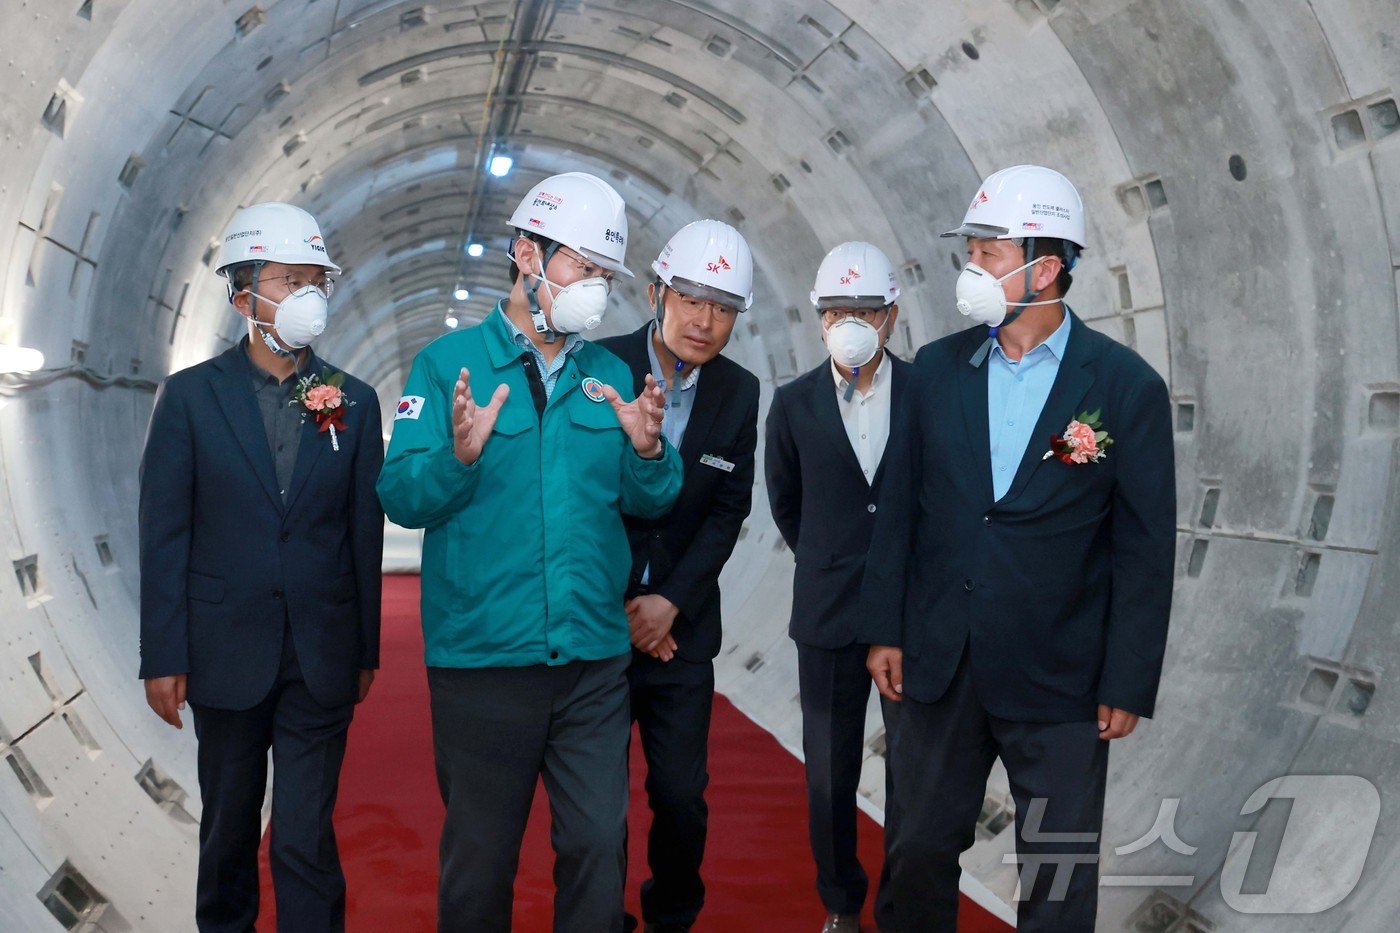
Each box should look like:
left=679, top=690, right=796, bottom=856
left=820, top=307, right=887, bottom=324
left=263, top=271, right=335, bottom=297
left=672, top=292, right=737, bottom=317
left=557, top=248, right=616, bottom=293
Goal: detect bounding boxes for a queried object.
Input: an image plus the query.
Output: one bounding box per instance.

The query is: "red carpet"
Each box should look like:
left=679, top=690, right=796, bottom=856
left=256, top=574, right=1010, bottom=932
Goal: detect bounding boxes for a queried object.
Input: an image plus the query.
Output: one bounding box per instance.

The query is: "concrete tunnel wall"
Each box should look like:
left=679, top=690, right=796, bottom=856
left=0, top=0, right=1397, bottom=929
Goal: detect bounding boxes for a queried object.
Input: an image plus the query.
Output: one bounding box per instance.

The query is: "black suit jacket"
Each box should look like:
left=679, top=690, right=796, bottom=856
left=138, top=343, right=385, bottom=710
left=861, top=312, right=1175, bottom=721
left=765, top=353, right=911, bottom=649
left=596, top=324, right=759, bottom=662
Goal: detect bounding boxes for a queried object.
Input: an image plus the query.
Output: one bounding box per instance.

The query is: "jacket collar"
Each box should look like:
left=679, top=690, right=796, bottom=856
left=209, top=339, right=333, bottom=513
left=956, top=309, right=1098, bottom=509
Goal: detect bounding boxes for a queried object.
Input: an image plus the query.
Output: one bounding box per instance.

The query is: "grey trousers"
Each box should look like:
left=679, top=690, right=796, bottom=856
left=428, top=655, right=631, bottom=933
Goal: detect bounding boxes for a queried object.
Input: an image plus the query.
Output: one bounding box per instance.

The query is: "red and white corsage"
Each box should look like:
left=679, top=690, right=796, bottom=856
left=290, top=370, right=356, bottom=452
left=1043, top=409, right=1113, bottom=464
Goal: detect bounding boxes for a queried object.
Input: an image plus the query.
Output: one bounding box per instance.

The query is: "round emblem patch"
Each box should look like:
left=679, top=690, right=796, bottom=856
left=581, top=377, right=607, bottom=403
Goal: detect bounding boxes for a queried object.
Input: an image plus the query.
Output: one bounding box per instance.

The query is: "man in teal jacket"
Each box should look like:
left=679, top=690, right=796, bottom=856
left=377, top=172, right=682, bottom=933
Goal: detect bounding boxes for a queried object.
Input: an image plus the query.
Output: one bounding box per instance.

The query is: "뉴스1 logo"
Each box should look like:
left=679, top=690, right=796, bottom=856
left=839, top=266, right=862, bottom=286
left=705, top=255, right=732, bottom=274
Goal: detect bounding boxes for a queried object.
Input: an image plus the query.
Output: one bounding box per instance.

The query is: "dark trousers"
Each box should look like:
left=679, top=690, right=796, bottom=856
left=887, top=642, right=1108, bottom=933
left=627, top=650, right=715, bottom=928
left=796, top=641, right=896, bottom=926
left=191, top=625, right=354, bottom=933
left=429, top=655, right=631, bottom=933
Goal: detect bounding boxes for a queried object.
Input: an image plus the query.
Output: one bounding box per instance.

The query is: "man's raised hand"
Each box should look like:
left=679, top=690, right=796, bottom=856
left=601, top=373, right=666, bottom=458
left=452, top=367, right=510, bottom=465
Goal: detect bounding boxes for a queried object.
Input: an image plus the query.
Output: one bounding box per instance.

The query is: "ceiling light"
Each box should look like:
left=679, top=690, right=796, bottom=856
left=488, top=154, right=513, bottom=177
left=453, top=287, right=469, bottom=301
left=466, top=243, right=484, bottom=257
left=0, top=345, right=45, bottom=373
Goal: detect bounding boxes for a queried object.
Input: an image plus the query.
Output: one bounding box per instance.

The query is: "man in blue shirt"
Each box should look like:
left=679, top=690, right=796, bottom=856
left=863, top=166, right=1175, bottom=931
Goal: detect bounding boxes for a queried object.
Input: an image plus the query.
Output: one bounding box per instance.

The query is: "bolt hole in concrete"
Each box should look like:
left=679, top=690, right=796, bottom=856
left=1368, top=98, right=1399, bottom=138
left=1229, top=153, right=1247, bottom=180
left=962, top=40, right=980, bottom=60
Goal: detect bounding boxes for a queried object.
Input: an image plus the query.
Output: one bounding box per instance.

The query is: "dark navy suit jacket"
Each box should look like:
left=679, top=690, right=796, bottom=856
left=597, top=324, right=759, bottom=662
left=766, top=353, right=911, bottom=649
left=138, top=343, right=384, bottom=711
left=861, top=313, right=1175, bottom=721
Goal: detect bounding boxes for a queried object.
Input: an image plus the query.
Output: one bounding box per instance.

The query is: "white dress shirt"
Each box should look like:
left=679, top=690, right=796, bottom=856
left=830, top=351, right=892, bottom=485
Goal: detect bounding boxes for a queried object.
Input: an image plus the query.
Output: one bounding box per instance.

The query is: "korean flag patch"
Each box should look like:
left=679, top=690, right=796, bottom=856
left=395, top=395, right=425, bottom=420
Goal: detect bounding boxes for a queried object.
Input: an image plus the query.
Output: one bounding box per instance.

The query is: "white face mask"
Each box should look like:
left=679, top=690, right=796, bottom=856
left=824, top=317, right=882, bottom=369
left=540, top=274, right=610, bottom=333
left=248, top=285, right=328, bottom=354
left=955, top=257, right=1056, bottom=327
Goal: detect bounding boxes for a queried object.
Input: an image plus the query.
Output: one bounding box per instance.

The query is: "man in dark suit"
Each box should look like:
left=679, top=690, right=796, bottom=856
left=766, top=242, right=908, bottom=933
left=863, top=166, right=1175, bottom=931
left=138, top=203, right=383, bottom=932
left=598, top=220, right=759, bottom=933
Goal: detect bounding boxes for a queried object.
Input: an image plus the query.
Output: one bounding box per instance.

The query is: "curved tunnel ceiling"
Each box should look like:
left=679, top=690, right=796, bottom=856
left=2, top=0, right=1399, bottom=929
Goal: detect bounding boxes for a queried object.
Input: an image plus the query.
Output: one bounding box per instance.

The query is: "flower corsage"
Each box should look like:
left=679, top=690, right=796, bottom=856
left=291, top=370, right=356, bottom=452
left=1042, top=409, right=1113, bottom=464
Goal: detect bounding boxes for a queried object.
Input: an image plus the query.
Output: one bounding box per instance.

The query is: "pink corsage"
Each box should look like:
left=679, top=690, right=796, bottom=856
left=1043, top=409, right=1112, bottom=464
left=290, top=370, right=356, bottom=452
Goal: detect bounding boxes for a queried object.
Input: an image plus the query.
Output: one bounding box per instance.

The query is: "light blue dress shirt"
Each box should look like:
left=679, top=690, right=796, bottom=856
left=642, top=321, right=701, bottom=585
left=987, top=310, right=1072, bottom=501
left=502, top=311, right=583, bottom=400
left=646, top=321, right=701, bottom=452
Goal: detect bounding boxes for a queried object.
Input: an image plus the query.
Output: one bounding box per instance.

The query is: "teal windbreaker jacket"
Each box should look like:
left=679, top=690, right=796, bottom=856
left=376, top=303, right=684, bottom=668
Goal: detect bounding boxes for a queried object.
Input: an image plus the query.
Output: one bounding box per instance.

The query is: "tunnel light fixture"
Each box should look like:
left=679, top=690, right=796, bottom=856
left=0, top=345, right=45, bottom=374
left=488, top=154, right=513, bottom=177
left=466, top=242, right=484, bottom=258
left=444, top=315, right=460, bottom=329
left=453, top=287, right=470, bottom=301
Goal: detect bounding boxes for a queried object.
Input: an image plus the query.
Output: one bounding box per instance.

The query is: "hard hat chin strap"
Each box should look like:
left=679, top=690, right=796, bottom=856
left=972, top=241, right=1061, bottom=367
left=520, top=238, right=562, bottom=344
left=652, top=281, right=687, bottom=410
left=996, top=237, right=1043, bottom=332
left=243, top=261, right=294, bottom=358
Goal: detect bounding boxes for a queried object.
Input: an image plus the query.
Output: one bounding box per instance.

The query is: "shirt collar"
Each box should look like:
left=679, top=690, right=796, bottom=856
left=241, top=334, right=311, bottom=386
left=647, top=321, right=701, bottom=392
left=498, top=301, right=582, bottom=359
left=991, top=308, right=1072, bottom=365
left=830, top=349, right=891, bottom=393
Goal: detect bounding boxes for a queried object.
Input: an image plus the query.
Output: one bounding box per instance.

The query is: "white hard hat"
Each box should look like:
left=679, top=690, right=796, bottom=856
left=651, top=219, right=753, bottom=311
left=507, top=171, right=634, bottom=277
left=942, top=165, right=1086, bottom=249
left=810, top=241, right=901, bottom=309
left=215, top=202, right=341, bottom=275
